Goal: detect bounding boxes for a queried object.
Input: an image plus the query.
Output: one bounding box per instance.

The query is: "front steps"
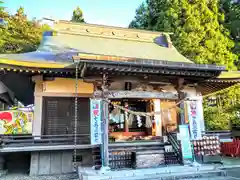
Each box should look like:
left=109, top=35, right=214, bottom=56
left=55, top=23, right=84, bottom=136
left=78, top=164, right=230, bottom=180
left=92, top=141, right=180, bottom=170
left=108, top=142, right=165, bottom=169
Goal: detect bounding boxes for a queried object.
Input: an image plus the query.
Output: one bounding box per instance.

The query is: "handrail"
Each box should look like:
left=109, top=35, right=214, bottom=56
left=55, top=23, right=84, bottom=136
left=203, top=130, right=231, bottom=133
left=0, top=134, right=90, bottom=138
left=203, top=130, right=231, bottom=135
left=203, top=130, right=232, bottom=139
left=0, top=134, right=91, bottom=148
left=167, top=132, right=183, bottom=164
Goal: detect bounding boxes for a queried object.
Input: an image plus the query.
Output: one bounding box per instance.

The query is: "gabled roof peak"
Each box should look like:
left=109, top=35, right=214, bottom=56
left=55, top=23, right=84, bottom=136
left=52, top=20, right=172, bottom=44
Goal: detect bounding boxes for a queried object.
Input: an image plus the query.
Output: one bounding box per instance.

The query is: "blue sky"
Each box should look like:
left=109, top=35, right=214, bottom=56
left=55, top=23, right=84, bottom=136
left=4, top=0, right=143, bottom=27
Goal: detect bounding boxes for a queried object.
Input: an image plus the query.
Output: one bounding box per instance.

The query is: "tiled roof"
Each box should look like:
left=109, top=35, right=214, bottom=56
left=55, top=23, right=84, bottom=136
left=51, top=21, right=193, bottom=63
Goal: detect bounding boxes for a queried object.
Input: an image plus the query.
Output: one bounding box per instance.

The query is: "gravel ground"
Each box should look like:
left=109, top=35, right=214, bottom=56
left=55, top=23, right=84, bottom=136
left=0, top=172, right=239, bottom=180
left=0, top=174, right=238, bottom=180
left=0, top=173, right=79, bottom=180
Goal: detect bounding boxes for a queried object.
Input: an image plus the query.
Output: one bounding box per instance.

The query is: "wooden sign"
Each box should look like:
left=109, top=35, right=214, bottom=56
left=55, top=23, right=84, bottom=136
left=94, top=90, right=178, bottom=99
left=179, top=124, right=193, bottom=163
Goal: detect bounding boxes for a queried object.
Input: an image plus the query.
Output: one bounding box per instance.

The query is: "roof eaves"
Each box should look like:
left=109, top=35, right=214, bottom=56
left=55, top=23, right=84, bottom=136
left=72, top=59, right=226, bottom=72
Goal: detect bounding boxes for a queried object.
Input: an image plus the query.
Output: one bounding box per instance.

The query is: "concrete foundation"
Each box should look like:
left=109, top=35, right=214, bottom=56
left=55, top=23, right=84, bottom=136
left=30, top=150, right=73, bottom=176
left=78, top=165, right=226, bottom=180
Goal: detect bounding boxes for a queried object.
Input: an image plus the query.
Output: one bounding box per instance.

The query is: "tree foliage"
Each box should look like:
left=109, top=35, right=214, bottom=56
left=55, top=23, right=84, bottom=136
left=220, top=0, right=240, bottom=68
left=0, top=4, right=86, bottom=54
left=130, top=0, right=240, bottom=130
left=129, top=0, right=238, bottom=70
left=129, top=3, right=150, bottom=30
left=0, top=4, right=51, bottom=53
left=204, top=84, right=240, bottom=130
left=0, top=3, right=86, bottom=54
left=71, top=6, right=85, bottom=23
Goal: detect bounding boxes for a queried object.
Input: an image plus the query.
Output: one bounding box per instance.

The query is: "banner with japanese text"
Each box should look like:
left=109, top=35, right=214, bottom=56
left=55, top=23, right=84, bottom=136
left=196, top=98, right=205, bottom=133
left=187, top=101, right=202, bottom=140
left=90, top=99, right=102, bottom=145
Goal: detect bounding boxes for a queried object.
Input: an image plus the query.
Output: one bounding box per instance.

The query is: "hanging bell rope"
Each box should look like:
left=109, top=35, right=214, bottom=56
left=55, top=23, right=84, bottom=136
left=73, top=62, right=79, bottom=172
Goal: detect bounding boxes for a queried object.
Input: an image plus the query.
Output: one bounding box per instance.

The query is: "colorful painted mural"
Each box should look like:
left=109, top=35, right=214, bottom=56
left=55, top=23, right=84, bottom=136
left=0, top=110, right=33, bottom=134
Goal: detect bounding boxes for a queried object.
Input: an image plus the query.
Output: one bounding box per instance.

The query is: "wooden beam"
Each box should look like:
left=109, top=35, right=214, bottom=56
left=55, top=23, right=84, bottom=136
left=95, top=90, right=178, bottom=100
left=101, top=73, right=110, bottom=168
left=34, top=92, right=92, bottom=97
left=83, top=74, right=200, bottom=86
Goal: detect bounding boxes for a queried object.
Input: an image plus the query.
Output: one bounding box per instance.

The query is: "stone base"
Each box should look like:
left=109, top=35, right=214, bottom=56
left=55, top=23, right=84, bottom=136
left=0, top=170, right=8, bottom=178
left=195, top=155, right=222, bottom=164
left=132, top=150, right=165, bottom=168
left=30, top=151, right=73, bottom=176
left=78, top=164, right=226, bottom=180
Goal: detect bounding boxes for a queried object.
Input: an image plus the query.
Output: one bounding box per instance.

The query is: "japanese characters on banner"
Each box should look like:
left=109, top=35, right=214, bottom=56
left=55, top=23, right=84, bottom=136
left=196, top=97, right=205, bottom=133
left=187, top=100, right=202, bottom=140
left=90, top=99, right=102, bottom=145
left=153, top=99, right=162, bottom=136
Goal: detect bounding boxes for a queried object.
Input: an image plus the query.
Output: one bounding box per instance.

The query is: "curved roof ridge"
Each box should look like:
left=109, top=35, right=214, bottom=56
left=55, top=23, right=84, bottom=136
left=56, top=20, right=172, bottom=35
left=53, top=20, right=172, bottom=43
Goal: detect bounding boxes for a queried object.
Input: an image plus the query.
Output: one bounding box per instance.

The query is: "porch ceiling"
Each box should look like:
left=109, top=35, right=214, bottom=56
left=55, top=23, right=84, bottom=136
left=198, top=79, right=240, bottom=96
left=0, top=72, right=34, bottom=105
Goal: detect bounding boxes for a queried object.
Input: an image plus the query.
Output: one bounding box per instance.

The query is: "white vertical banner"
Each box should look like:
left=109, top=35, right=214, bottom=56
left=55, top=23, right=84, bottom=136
left=153, top=99, right=162, bottom=136
left=196, top=97, right=205, bottom=133
left=90, top=99, right=102, bottom=145
left=187, top=100, right=202, bottom=140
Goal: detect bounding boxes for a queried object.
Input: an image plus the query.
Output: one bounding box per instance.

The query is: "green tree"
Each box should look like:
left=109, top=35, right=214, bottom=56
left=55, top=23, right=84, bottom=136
left=0, top=1, right=4, bottom=13
left=0, top=6, right=50, bottom=53
left=71, top=6, right=85, bottom=23
left=130, top=0, right=238, bottom=70
left=129, top=3, right=150, bottom=29
left=0, top=1, right=10, bottom=51
left=220, top=0, right=240, bottom=68
left=204, top=83, right=240, bottom=130
left=203, top=106, right=230, bottom=130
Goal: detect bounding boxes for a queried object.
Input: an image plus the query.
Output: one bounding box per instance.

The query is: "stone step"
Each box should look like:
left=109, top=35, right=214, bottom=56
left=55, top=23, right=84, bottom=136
left=79, top=166, right=227, bottom=180
left=80, top=170, right=226, bottom=180
left=134, top=150, right=164, bottom=155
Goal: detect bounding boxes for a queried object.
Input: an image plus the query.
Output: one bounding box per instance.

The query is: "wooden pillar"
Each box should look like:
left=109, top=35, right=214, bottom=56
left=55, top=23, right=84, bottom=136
left=174, top=78, right=186, bottom=125
left=101, top=73, right=109, bottom=167
left=32, top=76, right=43, bottom=139
left=124, top=101, right=129, bottom=133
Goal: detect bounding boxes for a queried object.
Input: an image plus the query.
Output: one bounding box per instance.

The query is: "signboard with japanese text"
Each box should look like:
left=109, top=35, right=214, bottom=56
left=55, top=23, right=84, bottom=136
left=187, top=101, right=202, bottom=140
left=90, top=99, right=102, bottom=145
left=153, top=99, right=162, bottom=136
left=179, top=125, right=193, bottom=161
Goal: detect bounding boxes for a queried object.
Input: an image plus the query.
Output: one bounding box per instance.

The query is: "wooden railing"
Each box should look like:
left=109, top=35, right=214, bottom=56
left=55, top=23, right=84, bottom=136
left=167, top=132, right=183, bottom=164
left=0, top=134, right=91, bottom=148
left=203, top=130, right=232, bottom=141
